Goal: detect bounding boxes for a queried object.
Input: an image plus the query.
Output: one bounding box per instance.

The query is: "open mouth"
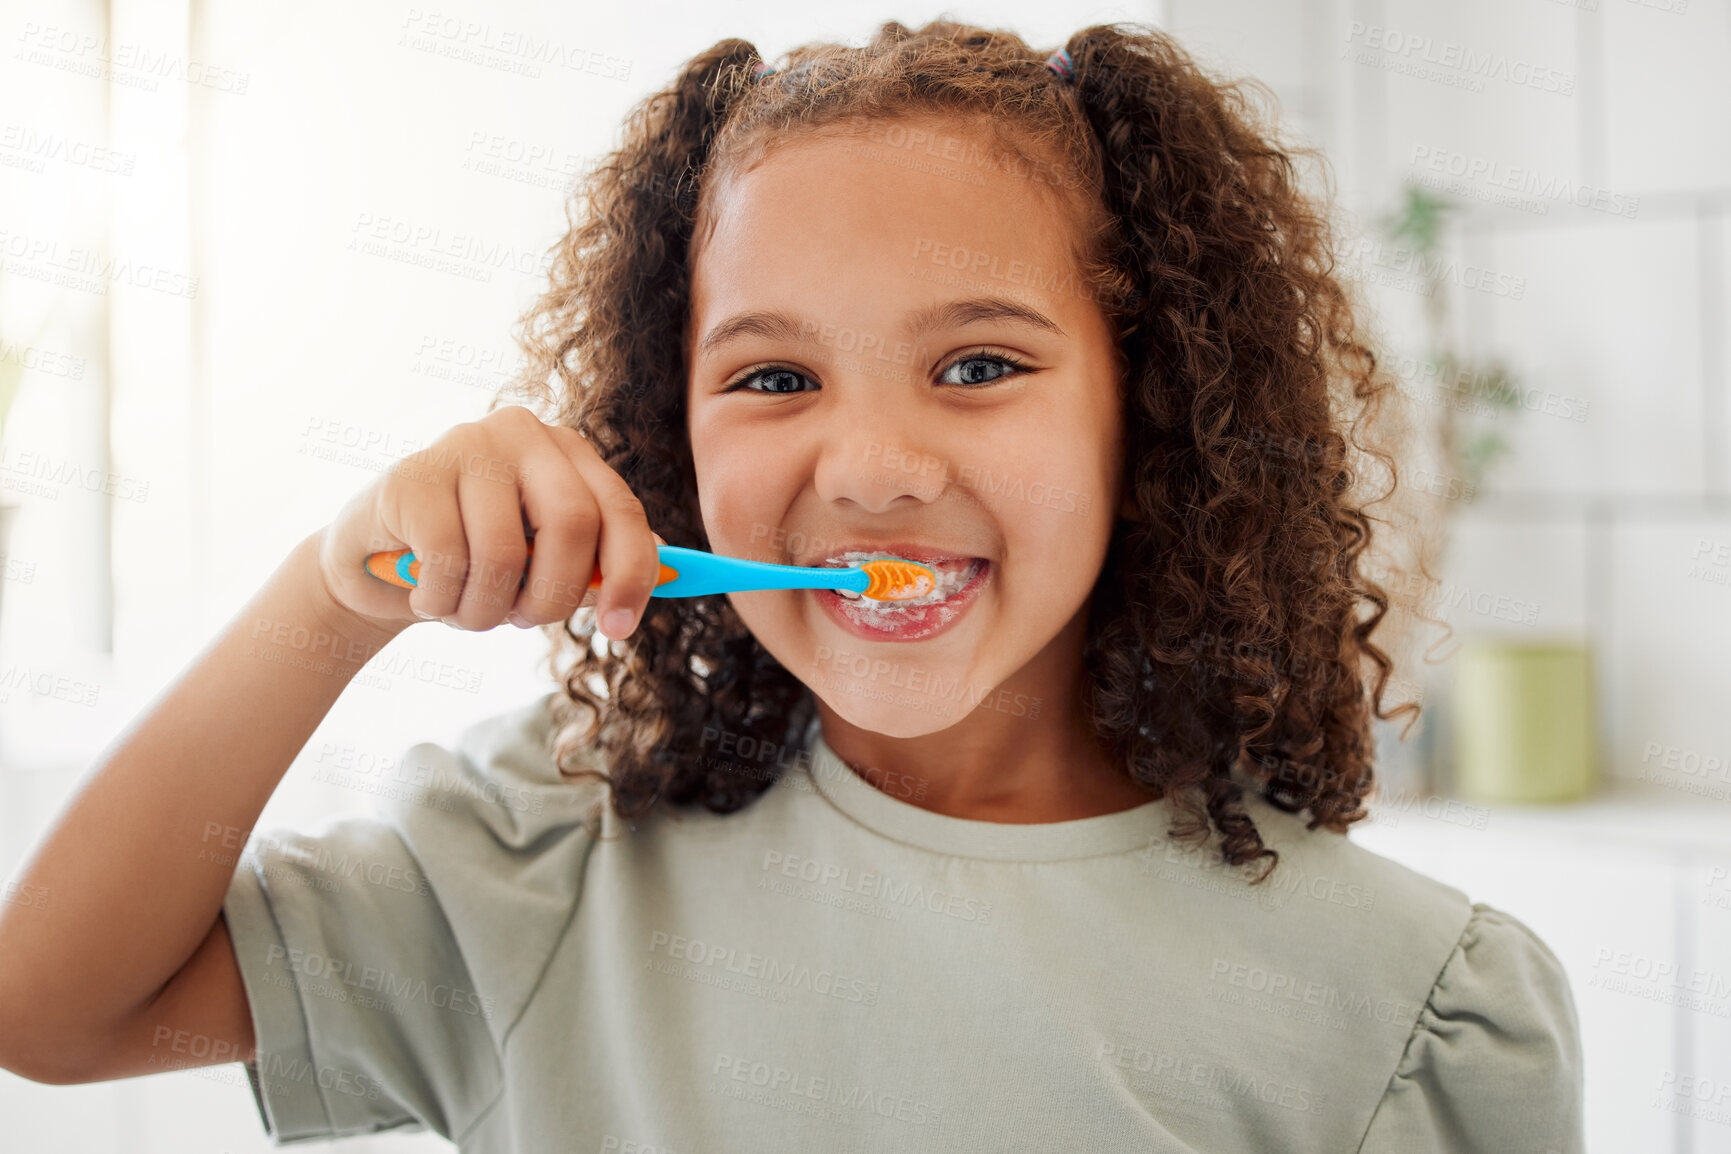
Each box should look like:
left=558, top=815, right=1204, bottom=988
left=822, top=551, right=983, bottom=607
left=812, top=550, right=993, bottom=642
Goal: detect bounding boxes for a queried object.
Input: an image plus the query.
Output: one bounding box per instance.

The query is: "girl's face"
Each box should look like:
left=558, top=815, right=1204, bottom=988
left=685, top=115, right=1125, bottom=739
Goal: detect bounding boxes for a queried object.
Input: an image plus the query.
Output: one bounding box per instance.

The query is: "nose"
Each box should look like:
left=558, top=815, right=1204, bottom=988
left=811, top=399, right=952, bottom=515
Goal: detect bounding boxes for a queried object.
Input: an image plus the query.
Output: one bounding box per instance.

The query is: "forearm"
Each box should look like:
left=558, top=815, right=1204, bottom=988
left=0, top=527, right=407, bottom=1060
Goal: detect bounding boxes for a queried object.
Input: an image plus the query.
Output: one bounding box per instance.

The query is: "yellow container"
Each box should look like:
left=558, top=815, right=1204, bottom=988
left=1452, top=638, right=1598, bottom=804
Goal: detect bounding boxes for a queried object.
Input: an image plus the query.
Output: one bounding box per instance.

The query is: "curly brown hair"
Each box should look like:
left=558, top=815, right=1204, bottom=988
left=491, top=18, right=1444, bottom=882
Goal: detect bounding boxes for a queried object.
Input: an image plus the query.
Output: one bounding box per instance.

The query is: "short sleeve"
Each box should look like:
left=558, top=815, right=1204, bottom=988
left=221, top=814, right=501, bottom=1144
left=220, top=692, right=604, bottom=1146
left=1357, top=902, right=1585, bottom=1154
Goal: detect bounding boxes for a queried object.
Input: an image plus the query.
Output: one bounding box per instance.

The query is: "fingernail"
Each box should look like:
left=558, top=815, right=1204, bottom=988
left=441, top=616, right=466, bottom=630
left=507, top=611, right=530, bottom=628
left=601, top=607, right=636, bottom=638
left=413, top=609, right=437, bottom=621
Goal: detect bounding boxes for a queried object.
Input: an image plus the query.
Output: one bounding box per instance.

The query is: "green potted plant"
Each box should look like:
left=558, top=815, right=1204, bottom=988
left=1377, top=183, right=1524, bottom=499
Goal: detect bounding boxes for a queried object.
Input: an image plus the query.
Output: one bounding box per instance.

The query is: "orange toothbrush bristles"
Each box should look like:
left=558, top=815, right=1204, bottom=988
left=858, top=558, right=937, bottom=601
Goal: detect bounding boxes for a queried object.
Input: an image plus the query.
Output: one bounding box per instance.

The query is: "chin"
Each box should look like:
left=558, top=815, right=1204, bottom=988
left=821, top=695, right=965, bottom=740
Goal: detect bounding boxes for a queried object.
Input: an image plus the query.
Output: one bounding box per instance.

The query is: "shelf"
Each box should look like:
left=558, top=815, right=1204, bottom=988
left=1360, top=777, right=1731, bottom=857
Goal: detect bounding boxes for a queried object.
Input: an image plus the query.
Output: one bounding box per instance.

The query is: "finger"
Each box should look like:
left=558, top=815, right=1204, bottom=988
left=570, top=530, right=664, bottom=616
left=379, top=446, right=472, bottom=623
left=568, top=528, right=664, bottom=615
left=569, top=529, right=668, bottom=628
left=510, top=434, right=604, bottom=626
left=442, top=434, right=529, bottom=630
left=543, top=425, right=660, bottom=638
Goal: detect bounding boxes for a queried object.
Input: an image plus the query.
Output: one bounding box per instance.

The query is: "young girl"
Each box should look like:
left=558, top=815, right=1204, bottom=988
left=0, top=19, right=1584, bottom=1153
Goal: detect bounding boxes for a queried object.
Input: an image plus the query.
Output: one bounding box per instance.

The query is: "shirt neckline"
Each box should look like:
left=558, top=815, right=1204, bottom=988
left=801, top=717, right=1172, bottom=862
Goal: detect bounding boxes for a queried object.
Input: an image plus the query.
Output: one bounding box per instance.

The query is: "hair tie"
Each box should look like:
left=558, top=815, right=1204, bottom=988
left=752, top=60, right=777, bottom=83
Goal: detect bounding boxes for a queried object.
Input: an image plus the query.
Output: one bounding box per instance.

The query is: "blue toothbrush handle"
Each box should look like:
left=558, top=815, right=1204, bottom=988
left=364, top=541, right=872, bottom=598
left=650, top=545, right=869, bottom=598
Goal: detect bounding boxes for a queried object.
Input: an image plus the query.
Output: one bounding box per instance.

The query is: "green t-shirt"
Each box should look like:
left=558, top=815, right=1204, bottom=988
left=222, top=692, right=1584, bottom=1152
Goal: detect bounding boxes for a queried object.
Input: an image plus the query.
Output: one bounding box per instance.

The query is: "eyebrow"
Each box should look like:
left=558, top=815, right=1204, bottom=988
left=696, top=295, right=1065, bottom=359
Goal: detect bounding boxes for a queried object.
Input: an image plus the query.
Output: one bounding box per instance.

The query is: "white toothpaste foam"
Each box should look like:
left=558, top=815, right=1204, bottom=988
left=825, top=552, right=980, bottom=610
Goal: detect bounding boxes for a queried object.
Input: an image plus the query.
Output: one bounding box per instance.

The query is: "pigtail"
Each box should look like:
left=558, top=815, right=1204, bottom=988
left=1066, top=25, right=1396, bottom=883
left=515, top=39, right=817, bottom=817
left=526, top=37, right=760, bottom=441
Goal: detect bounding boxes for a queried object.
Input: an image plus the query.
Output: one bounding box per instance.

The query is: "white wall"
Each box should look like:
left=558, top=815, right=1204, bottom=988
left=1161, top=1, right=1731, bottom=1149
left=0, top=1, right=1157, bottom=1149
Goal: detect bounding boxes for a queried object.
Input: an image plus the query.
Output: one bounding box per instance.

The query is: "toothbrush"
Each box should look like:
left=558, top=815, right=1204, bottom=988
left=363, top=540, right=939, bottom=602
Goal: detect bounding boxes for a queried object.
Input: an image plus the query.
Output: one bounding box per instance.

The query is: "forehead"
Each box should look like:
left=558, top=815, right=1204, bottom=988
left=687, top=115, right=1092, bottom=350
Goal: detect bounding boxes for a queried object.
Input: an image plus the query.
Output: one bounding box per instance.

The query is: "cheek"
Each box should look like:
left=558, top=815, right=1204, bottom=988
left=693, top=458, right=789, bottom=558
left=1003, top=508, right=1098, bottom=601
left=993, top=432, right=1114, bottom=596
